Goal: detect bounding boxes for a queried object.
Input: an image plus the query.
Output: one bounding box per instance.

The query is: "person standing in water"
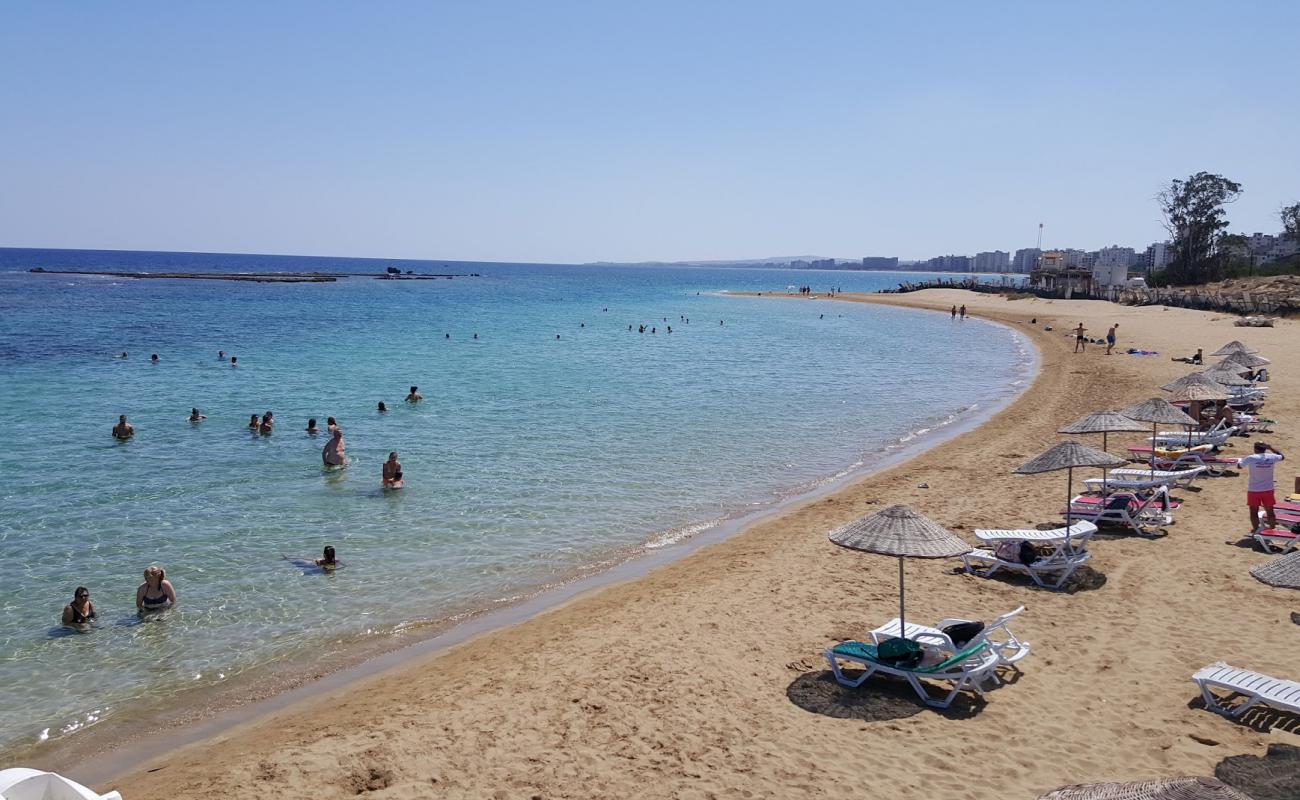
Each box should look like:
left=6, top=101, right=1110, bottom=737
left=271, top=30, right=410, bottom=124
left=113, top=415, right=134, bottom=440
left=218, top=350, right=226, bottom=361
left=136, top=566, right=176, bottom=612
left=306, top=418, right=320, bottom=434
left=950, top=305, right=957, bottom=319
left=62, top=586, right=97, bottom=627
left=188, top=408, right=206, bottom=423
left=230, top=356, right=237, bottom=367
left=259, top=412, right=274, bottom=434
left=315, top=546, right=340, bottom=568
left=405, top=386, right=423, bottom=403
left=382, top=451, right=403, bottom=488
left=248, top=414, right=261, bottom=431
left=959, top=305, right=966, bottom=319
left=326, top=416, right=338, bottom=434
left=377, top=401, right=388, bottom=413
left=323, top=428, right=347, bottom=468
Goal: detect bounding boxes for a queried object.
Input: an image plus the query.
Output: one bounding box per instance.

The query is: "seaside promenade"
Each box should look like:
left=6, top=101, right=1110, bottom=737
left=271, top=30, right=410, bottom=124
left=84, top=291, right=1299, bottom=798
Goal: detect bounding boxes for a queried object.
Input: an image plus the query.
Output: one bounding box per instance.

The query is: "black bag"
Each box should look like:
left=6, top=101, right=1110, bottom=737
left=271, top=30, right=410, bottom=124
left=940, top=621, right=985, bottom=648
left=1019, top=540, right=1038, bottom=565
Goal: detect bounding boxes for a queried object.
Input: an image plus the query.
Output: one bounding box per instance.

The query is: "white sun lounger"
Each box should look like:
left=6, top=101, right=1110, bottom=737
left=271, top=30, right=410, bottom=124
left=1192, top=662, right=1300, bottom=719
left=823, top=640, right=1000, bottom=708
left=868, top=605, right=1030, bottom=670
left=1083, top=466, right=1206, bottom=492
left=961, top=522, right=1097, bottom=589
left=0, top=768, right=122, bottom=800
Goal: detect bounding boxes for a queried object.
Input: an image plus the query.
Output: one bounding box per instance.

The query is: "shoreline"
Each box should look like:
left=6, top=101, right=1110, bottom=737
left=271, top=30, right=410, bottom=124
left=21, top=299, right=1037, bottom=785
left=41, top=290, right=1300, bottom=798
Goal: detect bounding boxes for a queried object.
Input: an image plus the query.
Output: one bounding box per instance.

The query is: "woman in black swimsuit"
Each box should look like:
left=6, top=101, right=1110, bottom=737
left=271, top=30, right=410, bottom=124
left=136, top=566, right=176, bottom=612
left=62, top=587, right=97, bottom=627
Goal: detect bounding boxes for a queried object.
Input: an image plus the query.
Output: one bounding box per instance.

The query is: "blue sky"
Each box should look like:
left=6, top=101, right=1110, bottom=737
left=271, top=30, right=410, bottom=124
left=2, top=2, right=1297, bottom=263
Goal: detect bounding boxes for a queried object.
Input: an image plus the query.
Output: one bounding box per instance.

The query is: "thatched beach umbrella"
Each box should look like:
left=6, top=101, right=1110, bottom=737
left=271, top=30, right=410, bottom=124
left=1037, top=776, right=1253, bottom=799
left=1198, top=364, right=1253, bottom=387
left=1015, top=442, right=1126, bottom=533
left=828, top=505, right=969, bottom=642
left=1161, top=374, right=1231, bottom=446
left=1250, top=550, right=1300, bottom=590
left=1122, top=398, right=1198, bottom=474
left=1222, top=351, right=1271, bottom=369
left=1211, top=340, right=1260, bottom=356
left=1059, top=411, right=1149, bottom=492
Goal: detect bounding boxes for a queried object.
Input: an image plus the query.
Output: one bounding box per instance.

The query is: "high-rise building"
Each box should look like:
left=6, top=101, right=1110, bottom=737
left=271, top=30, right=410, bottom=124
left=973, top=250, right=1010, bottom=273
left=1012, top=248, right=1041, bottom=273
left=809, top=258, right=836, bottom=270
left=1143, top=241, right=1173, bottom=272
left=1092, top=245, right=1136, bottom=287
left=860, top=256, right=899, bottom=270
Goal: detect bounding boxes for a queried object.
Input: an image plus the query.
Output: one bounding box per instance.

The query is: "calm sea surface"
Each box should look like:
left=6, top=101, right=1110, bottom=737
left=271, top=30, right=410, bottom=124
left=0, top=248, right=1031, bottom=754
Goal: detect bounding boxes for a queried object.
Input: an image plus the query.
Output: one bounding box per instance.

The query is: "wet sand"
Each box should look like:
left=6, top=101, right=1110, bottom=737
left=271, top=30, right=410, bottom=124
left=82, top=291, right=1300, bottom=798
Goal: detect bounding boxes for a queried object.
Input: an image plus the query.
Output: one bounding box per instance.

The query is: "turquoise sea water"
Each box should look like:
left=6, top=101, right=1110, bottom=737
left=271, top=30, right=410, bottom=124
left=0, top=249, right=1032, bottom=755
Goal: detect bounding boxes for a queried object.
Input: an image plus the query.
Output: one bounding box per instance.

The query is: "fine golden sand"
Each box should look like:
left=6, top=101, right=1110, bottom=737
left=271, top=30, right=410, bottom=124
left=97, top=291, right=1298, bottom=799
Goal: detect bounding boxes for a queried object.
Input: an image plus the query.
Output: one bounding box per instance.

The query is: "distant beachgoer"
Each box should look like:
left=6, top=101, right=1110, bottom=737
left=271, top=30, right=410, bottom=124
left=580, top=322, right=585, bottom=328
left=405, top=386, right=423, bottom=403
left=188, top=408, right=206, bottom=422
left=118, top=352, right=128, bottom=359
left=315, top=546, right=339, bottom=569
left=112, top=415, right=134, bottom=440
left=959, top=305, right=966, bottom=319
left=62, top=586, right=97, bottom=627
left=1105, top=323, right=1119, bottom=355
left=667, top=326, right=672, bottom=333
left=150, top=353, right=159, bottom=363
left=248, top=413, right=260, bottom=430
left=1241, top=442, right=1285, bottom=531
left=218, top=350, right=226, bottom=360
left=1171, top=348, right=1203, bottom=365
left=1073, top=323, right=1087, bottom=353
left=326, top=416, right=338, bottom=434
left=306, top=418, right=320, bottom=434
left=136, top=566, right=176, bottom=611
left=377, top=401, right=387, bottom=413
left=230, top=356, right=238, bottom=367
left=259, top=412, right=273, bottom=434
left=382, top=451, right=403, bottom=488
left=556, top=334, right=561, bottom=339
left=323, top=429, right=347, bottom=467
left=651, top=327, right=656, bottom=334
left=951, top=305, right=957, bottom=319
left=445, top=333, right=450, bottom=339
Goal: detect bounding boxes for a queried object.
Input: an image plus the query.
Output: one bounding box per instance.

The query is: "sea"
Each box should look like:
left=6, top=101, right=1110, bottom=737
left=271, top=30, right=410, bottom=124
left=0, top=248, right=1033, bottom=758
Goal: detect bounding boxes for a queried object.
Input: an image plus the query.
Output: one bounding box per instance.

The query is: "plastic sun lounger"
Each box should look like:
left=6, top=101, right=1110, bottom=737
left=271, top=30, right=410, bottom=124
left=868, top=605, right=1030, bottom=670
left=1130, top=451, right=1237, bottom=477
left=0, top=768, right=122, bottom=800
left=962, top=522, right=1097, bottom=589
left=1254, top=528, right=1300, bottom=554
left=1193, top=662, right=1300, bottom=719
left=1082, top=466, right=1206, bottom=492
left=823, top=640, right=999, bottom=708
left=1065, top=487, right=1178, bottom=535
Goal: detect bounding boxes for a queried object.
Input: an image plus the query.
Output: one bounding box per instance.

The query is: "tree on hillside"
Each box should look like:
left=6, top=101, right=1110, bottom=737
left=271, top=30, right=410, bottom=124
left=1282, top=202, right=1300, bottom=242
left=1157, top=172, right=1243, bottom=285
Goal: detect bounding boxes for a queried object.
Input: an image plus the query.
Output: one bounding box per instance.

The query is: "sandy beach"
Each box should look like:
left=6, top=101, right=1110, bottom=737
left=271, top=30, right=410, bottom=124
left=83, top=291, right=1298, bottom=798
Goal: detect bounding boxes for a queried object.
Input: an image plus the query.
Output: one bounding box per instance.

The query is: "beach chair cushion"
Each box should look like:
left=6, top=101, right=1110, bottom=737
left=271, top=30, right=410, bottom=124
left=829, top=641, right=988, bottom=675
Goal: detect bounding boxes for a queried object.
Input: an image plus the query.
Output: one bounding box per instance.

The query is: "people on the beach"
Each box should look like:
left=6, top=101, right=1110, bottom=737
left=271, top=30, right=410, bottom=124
left=323, top=428, right=347, bottom=467
left=382, top=451, right=403, bottom=488
left=1171, top=348, right=1203, bottom=365
left=1240, top=441, right=1285, bottom=531
left=326, top=416, right=338, bottom=434
left=259, top=412, right=273, bottom=434
left=1073, top=323, right=1087, bottom=353
left=950, top=305, right=957, bottom=319
left=306, top=418, right=320, bottom=434
left=959, top=305, right=966, bottom=319
left=62, top=586, right=97, bottom=627
left=136, top=566, right=176, bottom=611
left=377, top=401, right=387, bottom=413
left=112, top=414, right=134, bottom=440
left=315, top=545, right=339, bottom=569
left=405, top=386, right=422, bottom=403
left=188, top=408, right=206, bottom=422
left=249, top=413, right=261, bottom=431
left=1105, top=323, right=1118, bottom=355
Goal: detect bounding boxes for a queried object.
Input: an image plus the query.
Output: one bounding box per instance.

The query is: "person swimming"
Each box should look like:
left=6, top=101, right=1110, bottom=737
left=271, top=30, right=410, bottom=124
left=405, top=386, right=423, bottom=403
left=377, top=401, right=387, bottom=413
left=315, top=545, right=340, bottom=568
left=218, top=350, right=226, bottom=360
left=306, top=418, right=320, bottom=434
left=382, top=451, right=403, bottom=488
left=188, top=408, right=206, bottom=422
left=118, top=352, right=128, bottom=359
left=150, top=353, right=159, bottom=363
left=323, top=428, right=347, bottom=467
left=326, top=416, right=338, bottom=434
left=248, top=413, right=260, bottom=431
left=112, top=414, right=134, bottom=440
left=230, top=356, right=238, bottom=367
left=62, top=586, right=97, bottom=627
left=136, top=566, right=176, bottom=611
left=259, top=412, right=273, bottom=434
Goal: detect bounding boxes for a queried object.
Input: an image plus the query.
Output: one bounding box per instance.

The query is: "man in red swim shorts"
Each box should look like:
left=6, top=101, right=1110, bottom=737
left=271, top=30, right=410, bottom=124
left=1240, top=441, right=1285, bottom=531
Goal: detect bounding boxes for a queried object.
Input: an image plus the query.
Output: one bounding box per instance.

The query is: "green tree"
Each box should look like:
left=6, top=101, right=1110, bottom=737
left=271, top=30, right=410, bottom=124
left=1281, top=202, right=1300, bottom=242
left=1157, top=172, right=1243, bottom=285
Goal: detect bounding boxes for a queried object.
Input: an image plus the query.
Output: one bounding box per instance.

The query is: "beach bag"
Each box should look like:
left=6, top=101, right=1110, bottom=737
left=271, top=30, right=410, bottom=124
left=1019, top=541, right=1039, bottom=565
left=876, top=636, right=923, bottom=668
left=994, top=540, right=1021, bottom=562
left=941, top=621, right=985, bottom=648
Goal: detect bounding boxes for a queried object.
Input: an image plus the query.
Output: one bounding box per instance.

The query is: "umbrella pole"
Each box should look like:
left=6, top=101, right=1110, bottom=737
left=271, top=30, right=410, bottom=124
left=898, top=557, right=906, bottom=643
left=1150, top=422, right=1157, bottom=476
left=1065, top=466, right=1073, bottom=551
left=1101, top=431, right=1108, bottom=494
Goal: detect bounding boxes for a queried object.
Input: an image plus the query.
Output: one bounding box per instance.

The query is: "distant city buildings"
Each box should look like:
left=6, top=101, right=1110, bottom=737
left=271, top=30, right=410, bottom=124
left=860, top=256, right=899, bottom=270
left=1012, top=248, right=1041, bottom=274
left=973, top=250, right=1010, bottom=273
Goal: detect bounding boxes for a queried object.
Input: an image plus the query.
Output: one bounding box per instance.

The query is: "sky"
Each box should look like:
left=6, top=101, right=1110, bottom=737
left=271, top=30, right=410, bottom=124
left=1, top=2, right=1297, bottom=264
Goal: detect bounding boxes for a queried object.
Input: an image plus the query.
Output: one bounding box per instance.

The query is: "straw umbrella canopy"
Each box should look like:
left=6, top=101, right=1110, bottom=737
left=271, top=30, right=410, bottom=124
left=1014, top=441, right=1127, bottom=533
left=1059, top=411, right=1149, bottom=492
left=1037, top=776, right=1254, bottom=799
left=1122, top=398, right=1199, bottom=474
left=828, top=505, right=969, bottom=642
left=1161, top=372, right=1231, bottom=398
left=1198, top=364, right=1253, bottom=387
left=1250, top=550, right=1300, bottom=590
left=1222, top=351, right=1271, bottom=369
left=1211, top=340, right=1259, bottom=356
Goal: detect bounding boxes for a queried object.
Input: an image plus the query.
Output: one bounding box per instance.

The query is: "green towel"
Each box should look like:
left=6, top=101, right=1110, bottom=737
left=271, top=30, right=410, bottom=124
left=831, top=640, right=988, bottom=674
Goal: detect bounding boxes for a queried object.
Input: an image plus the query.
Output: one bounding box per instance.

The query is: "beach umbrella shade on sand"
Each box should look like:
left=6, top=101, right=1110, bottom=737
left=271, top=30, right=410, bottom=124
left=1014, top=442, right=1127, bottom=532
left=1058, top=411, right=1149, bottom=492
left=828, top=505, right=969, bottom=648
left=1122, top=398, right=1199, bottom=474
left=1037, top=776, right=1254, bottom=800
left=1211, top=340, right=1260, bottom=356
left=1250, top=550, right=1300, bottom=590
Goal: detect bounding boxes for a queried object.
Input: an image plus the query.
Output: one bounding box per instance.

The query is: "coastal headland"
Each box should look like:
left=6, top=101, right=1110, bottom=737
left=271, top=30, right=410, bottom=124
left=67, top=291, right=1300, bottom=798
